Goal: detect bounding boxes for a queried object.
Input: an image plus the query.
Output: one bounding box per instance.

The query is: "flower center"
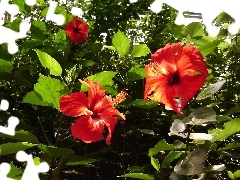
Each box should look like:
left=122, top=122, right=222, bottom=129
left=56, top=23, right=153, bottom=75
left=169, top=71, right=180, bottom=85
left=74, top=27, right=79, bottom=33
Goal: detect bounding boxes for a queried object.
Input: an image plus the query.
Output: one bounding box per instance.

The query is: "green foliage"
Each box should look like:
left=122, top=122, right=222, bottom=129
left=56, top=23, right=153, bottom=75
left=33, top=74, right=68, bottom=108
left=35, top=50, right=62, bottom=76
left=119, top=173, right=154, bottom=180
left=132, top=44, right=151, bottom=57
left=112, top=30, right=130, bottom=57
left=0, top=1, right=239, bottom=179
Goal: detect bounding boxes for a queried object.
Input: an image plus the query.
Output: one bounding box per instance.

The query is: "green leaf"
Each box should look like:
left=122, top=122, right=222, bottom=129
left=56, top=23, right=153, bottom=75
left=55, top=30, right=66, bottom=42
left=31, top=21, right=46, bottom=32
left=162, top=151, right=183, bottom=168
left=234, top=170, right=240, bottom=178
left=149, top=140, right=175, bottom=156
left=197, top=80, right=226, bottom=100
left=211, top=118, right=240, bottom=141
left=181, top=22, right=204, bottom=38
left=0, top=142, right=36, bottom=156
left=227, top=171, right=235, bottom=179
left=216, top=115, right=233, bottom=122
left=53, top=155, right=97, bottom=178
left=22, top=91, right=49, bottom=106
left=127, top=166, right=144, bottom=173
left=112, top=30, right=130, bottom=57
left=7, top=162, right=23, bottom=180
left=12, top=0, right=31, bottom=14
left=133, top=99, right=158, bottom=109
left=198, top=39, right=222, bottom=56
left=0, top=130, right=38, bottom=143
left=35, top=50, right=62, bottom=76
left=37, top=145, right=75, bottom=158
left=118, top=173, right=154, bottom=180
left=218, top=142, right=240, bottom=151
left=34, top=74, right=68, bottom=109
left=22, top=40, right=43, bottom=53
left=127, top=66, right=145, bottom=81
left=0, top=59, right=12, bottom=72
left=81, top=71, right=117, bottom=91
left=183, top=107, right=216, bottom=125
left=80, top=60, right=95, bottom=67
left=151, top=156, right=160, bottom=171
left=132, top=44, right=151, bottom=57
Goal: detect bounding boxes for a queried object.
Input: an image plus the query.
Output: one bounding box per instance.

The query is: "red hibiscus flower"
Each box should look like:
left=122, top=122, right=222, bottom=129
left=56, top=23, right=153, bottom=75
left=59, top=79, right=126, bottom=145
left=144, top=42, right=208, bottom=115
left=64, top=17, right=88, bottom=43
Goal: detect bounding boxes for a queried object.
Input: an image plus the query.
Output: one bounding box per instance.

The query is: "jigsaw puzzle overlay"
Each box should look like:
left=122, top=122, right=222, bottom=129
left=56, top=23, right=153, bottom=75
left=0, top=0, right=237, bottom=179
left=131, top=0, right=240, bottom=37
left=0, top=99, right=50, bottom=180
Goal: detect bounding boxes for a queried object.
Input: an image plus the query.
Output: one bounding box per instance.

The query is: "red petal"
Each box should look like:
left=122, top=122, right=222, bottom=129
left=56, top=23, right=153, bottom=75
left=80, top=79, right=106, bottom=110
left=174, top=45, right=208, bottom=108
left=71, top=116, right=105, bottom=144
left=64, top=17, right=88, bottom=43
left=59, top=92, right=91, bottom=117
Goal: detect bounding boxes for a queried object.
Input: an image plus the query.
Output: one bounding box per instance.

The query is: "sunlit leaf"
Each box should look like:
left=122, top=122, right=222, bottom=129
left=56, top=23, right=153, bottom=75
left=127, top=65, right=145, bottom=81
left=198, top=39, right=222, bottom=56
left=22, top=91, right=49, bottom=106
left=132, top=44, right=151, bottom=57
left=81, top=71, right=117, bottom=91
left=174, top=149, right=207, bottom=175
left=35, top=50, right=62, bottom=76
left=183, top=107, right=216, bottom=125
left=170, top=119, right=186, bottom=133
left=181, top=22, right=204, bottom=38
left=133, top=99, right=158, bottom=109
left=197, top=80, right=226, bottom=100
left=34, top=74, right=69, bottom=109
left=162, top=151, right=183, bottom=168
left=0, top=130, right=38, bottom=143
left=118, top=173, right=154, bottom=180
left=151, top=156, right=160, bottom=171
left=0, top=142, right=36, bottom=156
left=112, top=30, right=130, bottom=57
left=211, top=118, right=240, bottom=141
left=149, top=140, right=175, bottom=156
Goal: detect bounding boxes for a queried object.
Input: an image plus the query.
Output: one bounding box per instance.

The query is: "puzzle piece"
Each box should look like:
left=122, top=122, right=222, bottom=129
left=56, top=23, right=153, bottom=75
left=46, top=1, right=65, bottom=26
left=148, top=0, right=240, bottom=37
left=71, top=7, right=83, bottom=17
left=0, top=99, right=19, bottom=136
left=0, top=0, right=19, bottom=26
left=0, top=163, right=14, bottom=180
left=16, top=151, right=49, bottom=180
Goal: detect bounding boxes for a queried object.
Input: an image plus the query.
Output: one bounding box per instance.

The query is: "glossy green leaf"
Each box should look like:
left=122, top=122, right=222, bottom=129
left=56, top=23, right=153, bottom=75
left=149, top=140, right=175, bottom=156
left=34, top=74, right=68, bottom=109
left=81, top=71, right=117, bottom=91
left=133, top=99, right=158, bottom=109
left=198, top=39, right=222, bottom=56
left=227, top=171, right=235, bottom=179
left=0, top=59, right=12, bottom=72
left=55, top=30, right=66, bottom=42
left=132, top=44, right=151, bottom=57
left=112, top=30, right=130, bottom=57
left=22, top=40, right=43, bottom=53
left=197, top=80, right=226, bottom=100
left=35, top=50, right=62, bottom=76
left=127, top=66, right=145, bottom=81
left=53, top=155, right=97, bottom=178
left=181, top=22, right=204, bottom=38
left=151, top=156, right=160, bottom=171
left=162, top=151, right=183, bottom=168
left=211, top=118, right=240, bottom=142
left=234, top=170, right=240, bottom=178
left=37, top=145, right=75, bottom=158
left=0, top=130, right=38, bottom=143
left=0, top=142, right=36, bottom=156
left=7, top=162, right=23, bottom=180
left=22, top=91, right=49, bottom=106
left=118, top=173, right=154, bottom=180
